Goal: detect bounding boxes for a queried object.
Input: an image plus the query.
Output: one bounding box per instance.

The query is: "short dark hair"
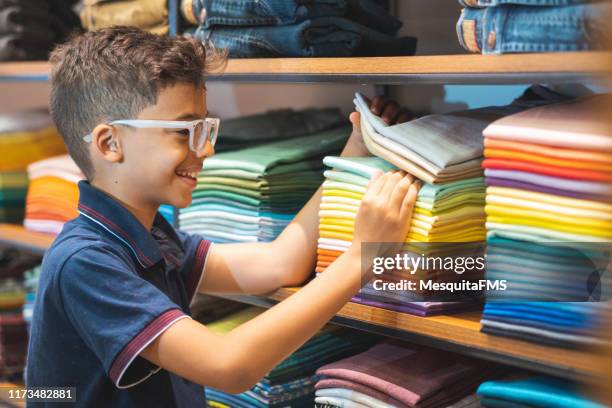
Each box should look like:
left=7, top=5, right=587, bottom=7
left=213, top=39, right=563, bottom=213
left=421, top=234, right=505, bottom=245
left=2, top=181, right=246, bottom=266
left=49, top=26, right=226, bottom=179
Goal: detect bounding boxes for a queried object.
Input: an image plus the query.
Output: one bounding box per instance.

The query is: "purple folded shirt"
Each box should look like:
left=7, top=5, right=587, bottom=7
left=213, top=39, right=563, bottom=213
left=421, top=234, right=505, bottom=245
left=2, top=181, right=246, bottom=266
left=486, top=177, right=611, bottom=201
left=316, top=342, right=489, bottom=407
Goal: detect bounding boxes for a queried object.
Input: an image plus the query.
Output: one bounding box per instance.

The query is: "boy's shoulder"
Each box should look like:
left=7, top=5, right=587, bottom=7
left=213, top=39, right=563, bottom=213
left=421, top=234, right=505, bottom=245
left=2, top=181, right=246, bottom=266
left=42, top=217, right=134, bottom=279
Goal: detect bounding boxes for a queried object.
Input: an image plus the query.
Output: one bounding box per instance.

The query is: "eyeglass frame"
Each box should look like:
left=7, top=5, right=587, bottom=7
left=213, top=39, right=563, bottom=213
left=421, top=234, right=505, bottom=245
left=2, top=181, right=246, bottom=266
left=82, top=118, right=221, bottom=153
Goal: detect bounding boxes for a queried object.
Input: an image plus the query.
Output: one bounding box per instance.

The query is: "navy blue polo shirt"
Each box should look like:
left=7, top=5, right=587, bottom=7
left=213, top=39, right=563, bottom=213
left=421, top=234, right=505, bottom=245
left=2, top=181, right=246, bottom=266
left=26, top=181, right=212, bottom=408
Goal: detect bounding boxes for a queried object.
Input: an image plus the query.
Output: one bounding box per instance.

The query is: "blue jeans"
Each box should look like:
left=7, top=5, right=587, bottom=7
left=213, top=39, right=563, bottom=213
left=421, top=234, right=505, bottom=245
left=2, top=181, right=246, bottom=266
left=191, top=16, right=416, bottom=57
left=184, top=0, right=401, bottom=34
left=458, top=0, right=594, bottom=6
left=456, top=3, right=612, bottom=53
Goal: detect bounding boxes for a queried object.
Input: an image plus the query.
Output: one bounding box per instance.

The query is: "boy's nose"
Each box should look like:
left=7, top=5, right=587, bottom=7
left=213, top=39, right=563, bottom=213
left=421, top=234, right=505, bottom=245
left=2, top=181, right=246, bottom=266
left=196, top=139, right=215, bottom=159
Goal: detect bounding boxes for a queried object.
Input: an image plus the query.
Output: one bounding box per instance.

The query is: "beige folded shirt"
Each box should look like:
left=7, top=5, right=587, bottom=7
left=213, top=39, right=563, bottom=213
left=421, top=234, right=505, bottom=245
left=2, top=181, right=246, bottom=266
left=81, top=0, right=168, bottom=33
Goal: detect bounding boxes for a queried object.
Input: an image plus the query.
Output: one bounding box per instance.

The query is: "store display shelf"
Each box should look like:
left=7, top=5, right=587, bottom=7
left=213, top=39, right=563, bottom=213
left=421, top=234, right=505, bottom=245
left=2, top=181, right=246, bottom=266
left=218, top=287, right=604, bottom=383
left=211, top=52, right=612, bottom=84
left=2, top=52, right=611, bottom=83
left=0, top=62, right=50, bottom=82
left=0, top=224, right=55, bottom=255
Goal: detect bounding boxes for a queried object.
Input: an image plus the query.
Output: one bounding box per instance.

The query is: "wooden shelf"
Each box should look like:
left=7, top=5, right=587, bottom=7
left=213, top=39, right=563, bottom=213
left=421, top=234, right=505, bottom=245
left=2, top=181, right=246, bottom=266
left=2, top=52, right=611, bottom=84
left=219, top=287, right=604, bottom=383
left=0, top=62, right=50, bottom=82
left=0, top=224, right=55, bottom=255
left=213, top=52, right=612, bottom=84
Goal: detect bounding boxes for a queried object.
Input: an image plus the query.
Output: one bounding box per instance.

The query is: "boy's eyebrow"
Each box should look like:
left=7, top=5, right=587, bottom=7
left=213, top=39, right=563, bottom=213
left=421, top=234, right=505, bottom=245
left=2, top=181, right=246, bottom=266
left=173, top=112, right=205, bottom=120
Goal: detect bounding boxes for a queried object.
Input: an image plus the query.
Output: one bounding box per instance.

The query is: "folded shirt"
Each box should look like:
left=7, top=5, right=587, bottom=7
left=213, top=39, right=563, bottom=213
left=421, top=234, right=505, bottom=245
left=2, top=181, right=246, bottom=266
left=483, top=94, right=612, bottom=151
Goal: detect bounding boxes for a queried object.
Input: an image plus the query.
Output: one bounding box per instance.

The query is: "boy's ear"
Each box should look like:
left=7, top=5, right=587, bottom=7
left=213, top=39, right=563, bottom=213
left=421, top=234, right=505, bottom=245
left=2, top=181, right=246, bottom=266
left=91, top=124, right=123, bottom=162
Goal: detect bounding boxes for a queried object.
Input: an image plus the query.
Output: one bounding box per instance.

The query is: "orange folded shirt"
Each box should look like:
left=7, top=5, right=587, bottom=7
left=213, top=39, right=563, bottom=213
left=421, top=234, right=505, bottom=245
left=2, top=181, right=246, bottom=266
left=482, top=158, right=612, bottom=181
left=484, top=148, right=612, bottom=172
left=484, top=138, right=612, bottom=164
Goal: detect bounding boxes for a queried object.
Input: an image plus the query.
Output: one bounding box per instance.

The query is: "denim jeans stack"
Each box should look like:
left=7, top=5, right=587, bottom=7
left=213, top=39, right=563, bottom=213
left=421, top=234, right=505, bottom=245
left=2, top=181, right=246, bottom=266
left=0, top=0, right=80, bottom=61
left=182, top=0, right=417, bottom=57
left=456, top=0, right=612, bottom=54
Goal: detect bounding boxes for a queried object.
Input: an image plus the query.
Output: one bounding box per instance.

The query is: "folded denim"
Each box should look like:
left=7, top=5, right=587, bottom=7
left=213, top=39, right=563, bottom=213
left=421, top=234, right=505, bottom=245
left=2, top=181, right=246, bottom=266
left=191, top=16, right=416, bottom=57
left=458, top=0, right=596, bottom=7
left=0, top=33, right=54, bottom=61
left=183, top=0, right=401, bottom=34
left=81, top=0, right=167, bottom=32
left=457, top=3, right=612, bottom=53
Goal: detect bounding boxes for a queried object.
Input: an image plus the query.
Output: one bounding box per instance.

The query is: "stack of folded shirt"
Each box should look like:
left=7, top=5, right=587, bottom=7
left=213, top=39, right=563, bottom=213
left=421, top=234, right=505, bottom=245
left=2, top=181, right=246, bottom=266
left=477, top=376, right=606, bottom=408
left=24, top=155, right=84, bottom=234
left=315, top=341, right=503, bottom=408
left=214, top=108, right=345, bottom=153
left=180, top=127, right=349, bottom=243
left=317, top=155, right=486, bottom=315
left=0, top=111, right=66, bottom=224
left=81, top=0, right=168, bottom=34
left=456, top=0, right=611, bottom=55
left=481, top=94, right=612, bottom=346
left=22, top=265, right=41, bottom=334
left=0, top=278, right=27, bottom=381
left=205, top=307, right=377, bottom=408
left=0, top=170, right=28, bottom=223
left=0, top=0, right=81, bottom=61
left=183, top=0, right=416, bottom=57
left=354, top=86, right=572, bottom=185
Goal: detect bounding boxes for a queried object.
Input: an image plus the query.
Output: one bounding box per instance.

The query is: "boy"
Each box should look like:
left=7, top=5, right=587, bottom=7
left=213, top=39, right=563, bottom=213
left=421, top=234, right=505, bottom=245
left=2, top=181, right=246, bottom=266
left=26, top=27, right=419, bottom=407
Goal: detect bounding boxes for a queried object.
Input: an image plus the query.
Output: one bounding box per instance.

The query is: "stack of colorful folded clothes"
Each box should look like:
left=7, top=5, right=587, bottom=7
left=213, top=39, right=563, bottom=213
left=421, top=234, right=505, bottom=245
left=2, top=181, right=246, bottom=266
left=0, top=278, right=27, bottom=381
left=24, top=155, right=83, bottom=234
left=354, top=86, right=571, bottom=184
left=213, top=107, right=345, bottom=153
left=317, top=155, right=486, bottom=315
left=205, top=307, right=377, bottom=408
left=477, top=376, right=606, bottom=408
left=81, top=0, right=168, bottom=34
left=481, top=94, right=612, bottom=346
left=315, top=341, right=504, bottom=408
left=180, top=127, right=349, bottom=243
left=22, top=265, right=41, bottom=334
left=0, top=111, right=66, bottom=224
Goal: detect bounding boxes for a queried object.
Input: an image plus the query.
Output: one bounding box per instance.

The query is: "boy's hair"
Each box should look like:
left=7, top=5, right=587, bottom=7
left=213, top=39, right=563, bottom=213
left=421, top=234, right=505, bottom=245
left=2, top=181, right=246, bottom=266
left=49, top=26, right=226, bottom=180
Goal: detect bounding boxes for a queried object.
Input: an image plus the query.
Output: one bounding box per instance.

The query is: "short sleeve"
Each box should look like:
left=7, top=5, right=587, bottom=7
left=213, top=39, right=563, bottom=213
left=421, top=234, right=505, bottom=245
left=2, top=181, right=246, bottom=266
left=174, top=230, right=213, bottom=305
left=58, top=245, right=190, bottom=388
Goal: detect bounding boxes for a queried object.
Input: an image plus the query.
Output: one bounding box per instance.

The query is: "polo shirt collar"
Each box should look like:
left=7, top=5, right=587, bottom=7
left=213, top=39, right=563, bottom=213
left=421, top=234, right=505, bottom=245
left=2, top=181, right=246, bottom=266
left=77, top=181, right=164, bottom=268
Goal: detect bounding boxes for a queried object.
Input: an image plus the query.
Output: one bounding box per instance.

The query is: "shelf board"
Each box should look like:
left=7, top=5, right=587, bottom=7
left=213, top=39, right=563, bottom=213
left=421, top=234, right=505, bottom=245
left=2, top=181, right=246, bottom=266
left=212, top=52, right=612, bottom=84
left=219, top=287, right=604, bottom=382
left=2, top=52, right=611, bottom=84
left=0, top=224, right=55, bottom=255
left=0, top=62, right=50, bottom=82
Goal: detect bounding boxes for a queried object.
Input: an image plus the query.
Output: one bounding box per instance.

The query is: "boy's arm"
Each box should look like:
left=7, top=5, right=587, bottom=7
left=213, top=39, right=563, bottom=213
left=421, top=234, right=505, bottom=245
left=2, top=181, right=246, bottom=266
left=141, top=170, right=419, bottom=393
left=198, top=97, right=413, bottom=295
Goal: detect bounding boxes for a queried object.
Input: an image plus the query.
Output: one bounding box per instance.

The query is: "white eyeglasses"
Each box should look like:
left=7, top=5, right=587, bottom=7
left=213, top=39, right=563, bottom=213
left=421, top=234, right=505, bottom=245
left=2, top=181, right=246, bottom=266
left=82, top=118, right=221, bottom=155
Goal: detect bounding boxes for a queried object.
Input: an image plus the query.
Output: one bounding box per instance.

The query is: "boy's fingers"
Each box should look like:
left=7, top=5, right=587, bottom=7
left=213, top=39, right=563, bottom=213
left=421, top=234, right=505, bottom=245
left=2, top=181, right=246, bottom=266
left=370, top=95, right=387, bottom=115
left=389, top=174, right=414, bottom=213
left=378, top=170, right=404, bottom=201
left=395, top=108, right=414, bottom=124
left=399, top=181, right=421, bottom=221
left=364, top=170, right=385, bottom=198
left=381, top=101, right=400, bottom=125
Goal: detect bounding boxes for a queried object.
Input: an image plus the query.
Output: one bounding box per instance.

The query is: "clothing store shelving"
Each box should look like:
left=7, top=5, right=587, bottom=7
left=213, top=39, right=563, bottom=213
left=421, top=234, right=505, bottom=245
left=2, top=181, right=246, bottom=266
left=0, top=223, right=603, bottom=383
left=0, top=6, right=609, bottom=391
left=0, top=224, right=54, bottom=255
left=1, top=52, right=611, bottom=84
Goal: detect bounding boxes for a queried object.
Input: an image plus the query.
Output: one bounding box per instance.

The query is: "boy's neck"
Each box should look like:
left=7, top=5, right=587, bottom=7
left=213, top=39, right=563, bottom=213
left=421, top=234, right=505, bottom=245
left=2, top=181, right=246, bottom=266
left=90, top=179, right=158, bottom=231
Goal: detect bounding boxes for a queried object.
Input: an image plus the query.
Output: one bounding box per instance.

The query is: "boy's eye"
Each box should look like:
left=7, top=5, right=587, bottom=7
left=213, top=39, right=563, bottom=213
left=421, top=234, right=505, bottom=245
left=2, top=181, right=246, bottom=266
left=175, top=128, right=190, bottom=137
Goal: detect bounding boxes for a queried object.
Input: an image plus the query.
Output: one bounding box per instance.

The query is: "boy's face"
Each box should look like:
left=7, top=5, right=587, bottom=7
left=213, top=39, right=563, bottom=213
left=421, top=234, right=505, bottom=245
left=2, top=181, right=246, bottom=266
left=119, top=83, right=212, bottom=209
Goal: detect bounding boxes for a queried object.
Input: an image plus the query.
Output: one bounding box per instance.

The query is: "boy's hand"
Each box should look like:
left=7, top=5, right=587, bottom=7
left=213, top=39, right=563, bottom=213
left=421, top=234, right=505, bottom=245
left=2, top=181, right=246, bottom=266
left=343, top=95, right=414, bottom=157
left=348, top=169, right=420, bottom=277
